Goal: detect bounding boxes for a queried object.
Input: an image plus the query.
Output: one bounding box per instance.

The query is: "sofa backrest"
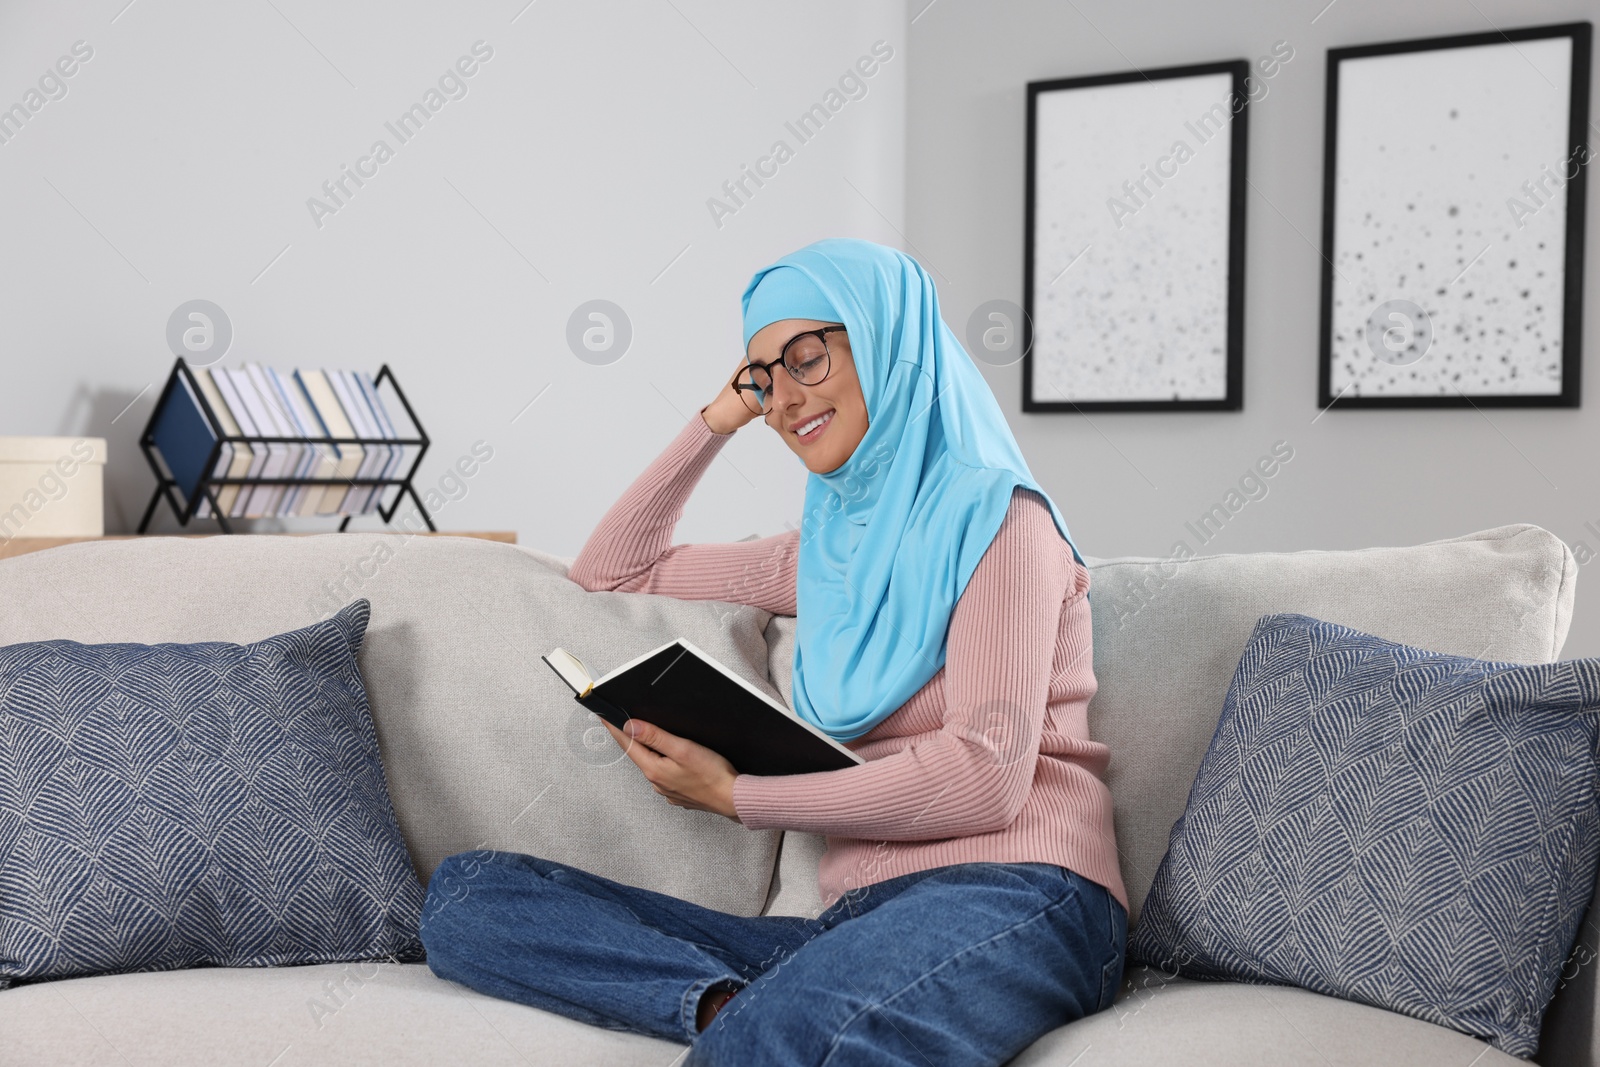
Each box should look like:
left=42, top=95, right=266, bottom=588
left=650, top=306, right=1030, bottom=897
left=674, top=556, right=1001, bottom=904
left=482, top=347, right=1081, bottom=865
left=1077, top=523, right=1575, bottom=926
left=0, top=534, right=785, bottom=918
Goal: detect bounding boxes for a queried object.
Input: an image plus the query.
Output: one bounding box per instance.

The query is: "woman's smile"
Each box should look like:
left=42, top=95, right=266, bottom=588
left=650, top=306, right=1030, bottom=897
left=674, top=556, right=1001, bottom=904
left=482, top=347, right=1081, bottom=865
left=793, top=409, right=835, bottom=443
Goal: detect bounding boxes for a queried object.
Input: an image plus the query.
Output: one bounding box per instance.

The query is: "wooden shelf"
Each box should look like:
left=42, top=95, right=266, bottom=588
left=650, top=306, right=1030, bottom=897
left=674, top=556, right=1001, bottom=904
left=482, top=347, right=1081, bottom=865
left=0, top=531, right=517, bottom=562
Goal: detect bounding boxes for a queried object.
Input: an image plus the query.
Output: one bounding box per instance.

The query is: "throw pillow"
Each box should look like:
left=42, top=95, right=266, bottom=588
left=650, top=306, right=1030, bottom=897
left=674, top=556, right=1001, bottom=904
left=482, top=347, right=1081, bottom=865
left=0, top=599, right=424, bottom=988
left=1128, top=611, right=1600, bottom=1057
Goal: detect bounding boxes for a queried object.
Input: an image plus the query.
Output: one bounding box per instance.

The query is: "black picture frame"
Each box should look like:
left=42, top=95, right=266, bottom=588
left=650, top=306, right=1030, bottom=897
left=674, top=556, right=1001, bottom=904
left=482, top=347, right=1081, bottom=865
left=1023, top=59, right=1249, bottom=413
left=1317, top=21, right=1591, bottom=409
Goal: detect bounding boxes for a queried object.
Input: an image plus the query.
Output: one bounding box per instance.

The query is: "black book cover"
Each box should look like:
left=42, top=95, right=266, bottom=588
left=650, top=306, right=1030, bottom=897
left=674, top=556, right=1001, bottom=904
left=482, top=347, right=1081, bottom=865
left=544, top=640, right=865, bottom=777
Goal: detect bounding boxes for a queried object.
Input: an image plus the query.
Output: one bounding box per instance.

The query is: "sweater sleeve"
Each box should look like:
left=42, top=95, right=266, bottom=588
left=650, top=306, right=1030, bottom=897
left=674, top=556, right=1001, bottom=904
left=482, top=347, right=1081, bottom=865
left=567, top=406, right=798, bottom=615
left=730, top=487, right=1072, bottom=839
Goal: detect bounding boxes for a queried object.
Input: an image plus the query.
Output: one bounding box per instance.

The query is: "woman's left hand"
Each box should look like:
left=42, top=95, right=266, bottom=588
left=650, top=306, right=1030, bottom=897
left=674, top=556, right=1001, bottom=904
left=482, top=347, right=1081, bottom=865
left=598, top=716, right=742, bottom=822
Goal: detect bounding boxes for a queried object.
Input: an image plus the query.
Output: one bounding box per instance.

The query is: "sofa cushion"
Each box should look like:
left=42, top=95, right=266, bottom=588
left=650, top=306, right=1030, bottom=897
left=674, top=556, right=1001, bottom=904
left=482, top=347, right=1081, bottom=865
left=761, top=819, right=829, bottom=918
left=1129, top=611, right=1600, bottom=1057
left=1082, top=523, right=1576, bottom=925
left=1009, top=966, right=1526, bottom=1066
left=0, top=962, right=686, bottom=1066
left=0, top=960, right=1525, bottom=1066
left=0, top=535, right=783, bottom=918
left=0, top=599, right=424, bottom=988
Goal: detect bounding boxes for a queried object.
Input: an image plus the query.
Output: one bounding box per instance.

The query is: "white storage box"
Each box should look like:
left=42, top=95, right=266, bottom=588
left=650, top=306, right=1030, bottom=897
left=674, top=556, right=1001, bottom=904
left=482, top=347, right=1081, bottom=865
left=0, top=436, right=107, bottom=540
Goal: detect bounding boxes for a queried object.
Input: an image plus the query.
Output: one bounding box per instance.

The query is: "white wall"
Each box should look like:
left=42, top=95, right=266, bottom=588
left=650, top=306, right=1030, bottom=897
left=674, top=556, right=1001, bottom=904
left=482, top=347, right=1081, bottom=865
left=903, top=0, right=1600, bottom=657
left=0, top=0, right=905, bottom=550
left=9, top=0, right=1598, bottom=659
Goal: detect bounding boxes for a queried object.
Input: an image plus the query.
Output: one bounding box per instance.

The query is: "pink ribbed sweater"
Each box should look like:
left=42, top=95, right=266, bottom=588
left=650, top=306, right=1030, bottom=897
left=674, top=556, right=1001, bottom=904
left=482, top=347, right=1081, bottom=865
left=568, top=408, right=1127, bottom=913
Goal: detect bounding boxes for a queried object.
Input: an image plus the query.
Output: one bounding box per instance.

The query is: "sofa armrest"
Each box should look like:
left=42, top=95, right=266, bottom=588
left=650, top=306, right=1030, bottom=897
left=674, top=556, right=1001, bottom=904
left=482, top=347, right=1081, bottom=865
left=1540, top=875, right=1600, bottom=1066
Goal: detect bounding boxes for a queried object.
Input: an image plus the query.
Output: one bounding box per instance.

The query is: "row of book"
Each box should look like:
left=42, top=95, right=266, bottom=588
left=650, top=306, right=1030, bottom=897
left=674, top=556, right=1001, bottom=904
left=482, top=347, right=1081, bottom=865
left=151, top=364, right=415, bottom=520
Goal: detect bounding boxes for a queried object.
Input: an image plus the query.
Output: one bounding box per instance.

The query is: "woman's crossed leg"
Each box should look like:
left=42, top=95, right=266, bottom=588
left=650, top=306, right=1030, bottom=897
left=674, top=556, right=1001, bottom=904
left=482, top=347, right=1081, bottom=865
left=419, top=849, right=828, bottom=1043
left=420, top=851, right=1125, bottom=1064
left=687, top=860, right=1125, bottom=1066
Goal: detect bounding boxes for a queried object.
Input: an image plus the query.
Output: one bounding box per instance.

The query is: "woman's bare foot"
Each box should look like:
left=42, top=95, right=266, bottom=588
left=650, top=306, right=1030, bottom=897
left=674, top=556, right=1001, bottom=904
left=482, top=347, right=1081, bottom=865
left=696, top=983, right=739, bottom=1032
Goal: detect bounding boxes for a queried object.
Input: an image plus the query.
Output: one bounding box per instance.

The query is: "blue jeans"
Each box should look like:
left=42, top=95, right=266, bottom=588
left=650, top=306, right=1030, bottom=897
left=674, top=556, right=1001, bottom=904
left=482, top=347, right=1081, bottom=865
left=419, top=850, right=1127, bottom=1066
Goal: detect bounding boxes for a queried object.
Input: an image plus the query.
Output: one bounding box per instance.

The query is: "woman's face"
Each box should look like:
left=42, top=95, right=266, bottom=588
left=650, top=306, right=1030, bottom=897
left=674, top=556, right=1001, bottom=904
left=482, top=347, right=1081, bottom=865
left=748, top=318, right=869, bottom=474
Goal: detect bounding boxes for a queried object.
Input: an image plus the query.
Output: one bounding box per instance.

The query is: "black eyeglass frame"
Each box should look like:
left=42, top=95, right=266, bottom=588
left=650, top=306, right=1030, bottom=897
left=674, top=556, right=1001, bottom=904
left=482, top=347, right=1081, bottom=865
left=731, top=325, right=847, bottom=414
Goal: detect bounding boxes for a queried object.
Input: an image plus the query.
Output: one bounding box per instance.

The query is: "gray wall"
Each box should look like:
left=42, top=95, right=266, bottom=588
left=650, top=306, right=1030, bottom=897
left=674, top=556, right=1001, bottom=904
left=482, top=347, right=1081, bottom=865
left=0, top=0, right=904, bottom=552
left=904, top=0, right=1600, bottom=657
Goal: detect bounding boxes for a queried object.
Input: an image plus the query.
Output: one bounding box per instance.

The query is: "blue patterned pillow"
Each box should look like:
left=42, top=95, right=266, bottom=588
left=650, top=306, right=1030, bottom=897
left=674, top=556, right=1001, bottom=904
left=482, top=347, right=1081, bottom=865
left=0, top=599, right=424, bottom=988
left=1129, top=612, right=1600, bottom=1057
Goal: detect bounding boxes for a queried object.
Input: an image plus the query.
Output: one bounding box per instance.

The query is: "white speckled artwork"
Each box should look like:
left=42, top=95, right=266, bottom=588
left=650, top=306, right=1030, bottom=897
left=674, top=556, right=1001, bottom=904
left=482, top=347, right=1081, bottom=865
left=1326, top=35, right=1577, bottom=400
left=1028, top=68, right=1241, bottom=406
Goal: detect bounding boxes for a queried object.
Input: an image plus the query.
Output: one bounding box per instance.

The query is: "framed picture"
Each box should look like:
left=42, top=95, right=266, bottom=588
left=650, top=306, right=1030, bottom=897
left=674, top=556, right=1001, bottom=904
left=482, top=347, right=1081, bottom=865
left=1024, top=60, right=1249, bottom=412
left=1318, top=22, right=1591, bottom=408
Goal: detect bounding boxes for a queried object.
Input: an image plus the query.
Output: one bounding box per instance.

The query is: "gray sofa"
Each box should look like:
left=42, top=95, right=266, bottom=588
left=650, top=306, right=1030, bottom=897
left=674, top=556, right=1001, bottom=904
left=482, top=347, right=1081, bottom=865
left=1, top=523, right=1594, bottom=1066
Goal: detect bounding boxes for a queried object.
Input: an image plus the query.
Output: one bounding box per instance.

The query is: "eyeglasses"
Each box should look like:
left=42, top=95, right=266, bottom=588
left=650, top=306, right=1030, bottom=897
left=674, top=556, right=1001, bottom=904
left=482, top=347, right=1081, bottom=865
left=732, top=325, right=845, bottom=415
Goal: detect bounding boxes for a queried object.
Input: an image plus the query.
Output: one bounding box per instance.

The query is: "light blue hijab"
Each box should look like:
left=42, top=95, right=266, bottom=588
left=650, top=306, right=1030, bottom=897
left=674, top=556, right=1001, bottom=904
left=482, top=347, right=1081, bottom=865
left=739, top=238, right=1086, bottom=743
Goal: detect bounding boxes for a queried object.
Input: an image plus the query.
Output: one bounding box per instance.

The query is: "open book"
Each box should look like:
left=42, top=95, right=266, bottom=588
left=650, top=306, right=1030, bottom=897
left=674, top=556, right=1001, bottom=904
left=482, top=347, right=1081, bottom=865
left=543, top=638, right=866, bottom=777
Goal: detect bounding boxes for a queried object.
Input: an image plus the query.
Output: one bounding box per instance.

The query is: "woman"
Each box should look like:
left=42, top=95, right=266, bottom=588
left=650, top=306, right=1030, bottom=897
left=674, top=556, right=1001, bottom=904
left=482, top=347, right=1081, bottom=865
left=420, top=238, right=1127, bottom=1066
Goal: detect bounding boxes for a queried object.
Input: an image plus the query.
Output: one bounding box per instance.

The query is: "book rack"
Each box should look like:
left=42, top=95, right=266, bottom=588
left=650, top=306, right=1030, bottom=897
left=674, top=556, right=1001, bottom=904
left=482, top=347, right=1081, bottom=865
left=137, top=356, right=435, bottom=535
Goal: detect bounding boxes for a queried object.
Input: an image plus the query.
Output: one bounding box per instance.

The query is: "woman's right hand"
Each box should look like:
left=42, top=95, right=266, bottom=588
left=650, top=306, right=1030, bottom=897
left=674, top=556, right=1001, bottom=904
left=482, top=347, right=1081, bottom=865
left=701, top=360, right=764, bottom=436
